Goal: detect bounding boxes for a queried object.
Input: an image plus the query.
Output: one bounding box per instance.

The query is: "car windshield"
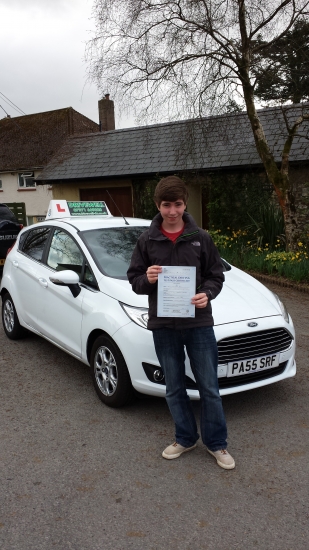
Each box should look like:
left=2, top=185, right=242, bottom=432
left=80, top=226, right=149, bottom=279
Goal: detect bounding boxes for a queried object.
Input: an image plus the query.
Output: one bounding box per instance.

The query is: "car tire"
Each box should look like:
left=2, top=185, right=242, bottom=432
left=90, top=335, right=135, bottom=408
left=2, top=292, right=27, bottom=339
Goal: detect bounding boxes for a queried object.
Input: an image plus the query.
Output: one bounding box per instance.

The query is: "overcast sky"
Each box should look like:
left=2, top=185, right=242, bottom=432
left=0, top=0, right=134, bottom=128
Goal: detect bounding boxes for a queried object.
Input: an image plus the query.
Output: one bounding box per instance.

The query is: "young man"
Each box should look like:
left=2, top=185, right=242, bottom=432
left=127, top=176, right=235, bottom=469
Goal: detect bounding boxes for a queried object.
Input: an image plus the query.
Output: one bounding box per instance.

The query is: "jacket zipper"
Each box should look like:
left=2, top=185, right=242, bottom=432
left=176, top=230, right=199, bottom=242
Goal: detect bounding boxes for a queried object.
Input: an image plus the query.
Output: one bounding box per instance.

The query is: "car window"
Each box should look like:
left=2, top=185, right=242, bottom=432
left=47, top=229, right=84, bottom=276
left=21, top=227, right=51, bottom=261
left=18, top=231, right=28, bottom=250
left=80, top=226, right=148, bottom=279
left=84, top=263, right=98, bottom=289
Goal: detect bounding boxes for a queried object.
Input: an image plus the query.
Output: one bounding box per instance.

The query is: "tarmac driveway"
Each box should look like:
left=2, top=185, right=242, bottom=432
left=0, top=281, right=308, bottom=550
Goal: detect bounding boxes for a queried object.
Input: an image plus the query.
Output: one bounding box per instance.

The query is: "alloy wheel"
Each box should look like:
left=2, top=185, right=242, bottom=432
left=94, top=346, right=118, bottom=396
left=3, top=299, right=14, bottom=333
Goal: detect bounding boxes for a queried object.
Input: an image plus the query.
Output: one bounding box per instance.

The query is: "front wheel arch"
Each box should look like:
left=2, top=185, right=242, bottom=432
left=86, top=329, right=106, bottom=364
left=0, top=287, right=9, bottom=299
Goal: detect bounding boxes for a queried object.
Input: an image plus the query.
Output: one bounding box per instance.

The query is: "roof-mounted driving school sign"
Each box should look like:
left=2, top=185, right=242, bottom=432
left=45, top=200, right=113, bottom=220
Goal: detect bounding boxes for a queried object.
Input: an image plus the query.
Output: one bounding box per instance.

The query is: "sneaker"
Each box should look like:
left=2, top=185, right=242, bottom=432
left=207, top=448, right=235, bottom=469
left=162, top=442, right=197, bottom=460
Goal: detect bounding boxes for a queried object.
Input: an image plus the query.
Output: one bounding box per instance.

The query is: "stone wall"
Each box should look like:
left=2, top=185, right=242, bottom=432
left=289, top=165, right=309, bottom=236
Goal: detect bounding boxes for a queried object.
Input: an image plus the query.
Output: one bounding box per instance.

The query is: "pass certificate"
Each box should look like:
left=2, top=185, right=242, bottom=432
left=157, top=266, right=196, bottom=318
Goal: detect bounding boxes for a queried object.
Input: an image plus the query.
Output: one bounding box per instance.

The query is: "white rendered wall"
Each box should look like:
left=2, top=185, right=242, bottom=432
left=0, top=172, right=52, bottom=221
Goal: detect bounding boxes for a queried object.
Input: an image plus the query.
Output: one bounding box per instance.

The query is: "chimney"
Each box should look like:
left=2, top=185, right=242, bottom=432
left=98, top=94, right=115, bottom=131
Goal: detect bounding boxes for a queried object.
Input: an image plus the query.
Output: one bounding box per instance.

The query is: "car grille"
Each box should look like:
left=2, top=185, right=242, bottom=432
left=217, top=328, right=293, bottom=363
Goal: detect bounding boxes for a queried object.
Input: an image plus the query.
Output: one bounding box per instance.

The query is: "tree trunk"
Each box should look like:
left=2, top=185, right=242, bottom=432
left=283, top=187, right=301, bottom=251
left=241, top=79, right=301, bottom=250
left=236, top=0, right=303, bottom=252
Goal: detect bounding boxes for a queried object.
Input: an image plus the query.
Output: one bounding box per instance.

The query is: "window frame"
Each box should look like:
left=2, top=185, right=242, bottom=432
left=18, top=172, right=36, bottom=188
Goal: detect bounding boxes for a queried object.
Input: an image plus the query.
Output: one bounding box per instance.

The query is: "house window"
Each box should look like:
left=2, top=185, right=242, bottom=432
left=0, top=180, right=2, bottom=189
left=18, top=172, right=36, bottom=188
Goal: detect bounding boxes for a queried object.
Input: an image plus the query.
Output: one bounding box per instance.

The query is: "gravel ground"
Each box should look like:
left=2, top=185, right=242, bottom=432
left=0, top=281, right=308, bottom=550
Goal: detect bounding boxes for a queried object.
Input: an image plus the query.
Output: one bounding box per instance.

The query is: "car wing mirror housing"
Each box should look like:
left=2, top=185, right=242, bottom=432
left=49, top=270, right=81, bottom=298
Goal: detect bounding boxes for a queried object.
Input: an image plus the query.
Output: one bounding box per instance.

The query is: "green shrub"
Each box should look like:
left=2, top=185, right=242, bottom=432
left=209, top=229, right=309, bottom=283
left=248, top=202, right=285, bottom=250
left=205, top=171, right=273, bottom=234
left=132, top=177, right=159, bottom=220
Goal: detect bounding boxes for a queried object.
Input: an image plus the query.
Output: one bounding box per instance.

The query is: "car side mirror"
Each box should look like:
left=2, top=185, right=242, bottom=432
left=49, top=270, right=81, bottom=298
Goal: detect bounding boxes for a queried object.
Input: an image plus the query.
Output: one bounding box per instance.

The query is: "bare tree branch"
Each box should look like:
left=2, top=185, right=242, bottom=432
left=86, top=0, right=309, bottom=249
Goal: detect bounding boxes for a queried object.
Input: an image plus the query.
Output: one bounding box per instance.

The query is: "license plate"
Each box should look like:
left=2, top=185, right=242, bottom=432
left=227, top=353, right=280, bottom=377
left=0, top=259, right=5, bottom=266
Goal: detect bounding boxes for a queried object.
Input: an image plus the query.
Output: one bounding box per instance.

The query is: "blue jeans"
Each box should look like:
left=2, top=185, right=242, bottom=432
left=153, top=326, right=227, bottom=451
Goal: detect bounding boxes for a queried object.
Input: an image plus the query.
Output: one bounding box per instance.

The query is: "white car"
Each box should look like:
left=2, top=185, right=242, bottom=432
left=0, top=200, right=296, bottom=407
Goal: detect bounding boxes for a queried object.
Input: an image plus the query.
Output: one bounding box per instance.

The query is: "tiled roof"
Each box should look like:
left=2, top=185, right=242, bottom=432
left=0, top=108, right=99, bottom=171
left=35, top=104, right=309, bottom=182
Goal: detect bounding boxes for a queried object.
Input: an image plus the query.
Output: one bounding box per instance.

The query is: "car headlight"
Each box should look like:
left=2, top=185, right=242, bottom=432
left=272, top=292, right=289, bottom=323
left=120, top=303, right=149, bottom=329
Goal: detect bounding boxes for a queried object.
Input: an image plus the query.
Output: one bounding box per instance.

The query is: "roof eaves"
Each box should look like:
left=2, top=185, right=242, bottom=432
left=1, top=165, right=45, bottom=173
left=35, top=159, right=269, bottom=184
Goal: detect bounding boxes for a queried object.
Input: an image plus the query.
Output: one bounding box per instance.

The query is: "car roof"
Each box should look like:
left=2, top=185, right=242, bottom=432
left=26, top=216, right=151, bottom=232
left=37, top=200, right=151, bottom=232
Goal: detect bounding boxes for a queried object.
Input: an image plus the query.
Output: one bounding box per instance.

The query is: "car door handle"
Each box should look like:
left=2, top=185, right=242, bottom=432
left=38, top=277, right=48, bottom=288
left=12, top=260, right=19, bottom=268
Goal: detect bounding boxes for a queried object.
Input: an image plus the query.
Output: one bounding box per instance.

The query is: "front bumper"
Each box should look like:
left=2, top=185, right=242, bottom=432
left=112, top=315, right=296, bottom=399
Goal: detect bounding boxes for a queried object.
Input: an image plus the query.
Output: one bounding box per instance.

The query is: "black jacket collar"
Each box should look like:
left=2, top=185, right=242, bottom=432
left=149, top=212, right=199, bottom=240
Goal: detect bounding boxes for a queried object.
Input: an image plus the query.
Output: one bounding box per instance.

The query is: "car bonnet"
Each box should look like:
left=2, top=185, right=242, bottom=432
left=97, top=275, right=148, bottom=308
left=97, top=267, right=283, bottom=325
left=213, top=269, right=282, bottom=325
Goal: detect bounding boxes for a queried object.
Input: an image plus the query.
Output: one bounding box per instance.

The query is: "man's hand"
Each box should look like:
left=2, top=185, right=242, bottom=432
left=146, top=265, right=162, bottom=284
left=191, top=293, right=208, bottom=308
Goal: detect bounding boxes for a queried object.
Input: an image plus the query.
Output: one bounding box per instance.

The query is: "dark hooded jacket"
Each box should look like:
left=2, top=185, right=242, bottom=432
left=127, top=212, right=225, bottom=330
